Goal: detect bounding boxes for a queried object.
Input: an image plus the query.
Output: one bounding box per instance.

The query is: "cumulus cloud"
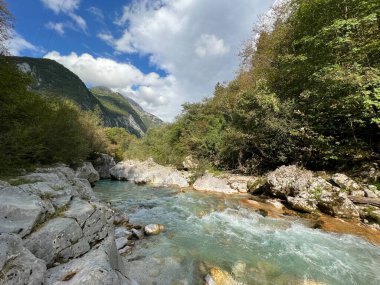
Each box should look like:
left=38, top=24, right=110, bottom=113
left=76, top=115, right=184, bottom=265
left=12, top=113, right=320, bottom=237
left=99, top=0, right=273, bottom=119
left=44, top=51, right=178, bottom=120
left=41, top=0, right=87, bottom=32
left=195, top=34, right=229, bottom=57
left=46, top=22, right=65, bottom=35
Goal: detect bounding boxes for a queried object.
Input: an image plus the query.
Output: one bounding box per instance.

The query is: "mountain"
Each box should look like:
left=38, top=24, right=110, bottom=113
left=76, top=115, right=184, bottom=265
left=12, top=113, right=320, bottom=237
left=90, top=87, right=163, bottom=129
left=8, top=56, right=157, bottom=137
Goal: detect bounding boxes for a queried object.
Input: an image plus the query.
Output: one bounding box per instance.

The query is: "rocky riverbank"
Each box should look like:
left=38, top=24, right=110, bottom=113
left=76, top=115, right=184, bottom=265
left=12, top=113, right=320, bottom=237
left=109, top=159, right=380, bottom=239
left=0, top=162, right=142, bottom=285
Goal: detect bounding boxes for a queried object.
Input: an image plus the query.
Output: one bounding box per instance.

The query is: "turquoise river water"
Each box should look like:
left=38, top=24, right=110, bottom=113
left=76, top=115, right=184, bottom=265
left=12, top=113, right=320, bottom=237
left=94, top=180, right=380, bottom=285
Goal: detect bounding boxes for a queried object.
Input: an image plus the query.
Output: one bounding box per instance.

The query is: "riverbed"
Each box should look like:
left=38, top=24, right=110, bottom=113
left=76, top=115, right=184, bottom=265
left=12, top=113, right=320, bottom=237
left=94, top=180, right=380, bottom=285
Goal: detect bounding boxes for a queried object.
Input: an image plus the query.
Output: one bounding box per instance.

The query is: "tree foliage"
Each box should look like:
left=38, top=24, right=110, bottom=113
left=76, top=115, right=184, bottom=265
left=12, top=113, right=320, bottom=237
left=126, top=0, right=380, bottom=173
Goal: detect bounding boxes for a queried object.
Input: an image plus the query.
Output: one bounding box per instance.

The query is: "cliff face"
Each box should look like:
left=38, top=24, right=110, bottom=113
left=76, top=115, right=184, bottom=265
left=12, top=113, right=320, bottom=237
left=9, top=56, right=153, bottom=138
left=0, top=164, right=135, bottom=284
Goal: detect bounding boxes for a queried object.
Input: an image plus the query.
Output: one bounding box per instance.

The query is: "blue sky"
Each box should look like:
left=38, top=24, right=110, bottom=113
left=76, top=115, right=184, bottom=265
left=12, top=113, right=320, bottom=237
left=8, top=0, right=275, bottom=121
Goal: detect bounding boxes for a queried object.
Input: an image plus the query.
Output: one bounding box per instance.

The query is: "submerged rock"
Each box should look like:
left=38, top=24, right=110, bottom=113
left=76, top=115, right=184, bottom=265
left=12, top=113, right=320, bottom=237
left=205, top=267, right=243, bottom=285
left=110, top=159, right=189, bottom=188
left=144, top=224, right=164, bottom=235
left=193, top=173, right=238, bottom=194
left=92, top=153, right=116, bottom=179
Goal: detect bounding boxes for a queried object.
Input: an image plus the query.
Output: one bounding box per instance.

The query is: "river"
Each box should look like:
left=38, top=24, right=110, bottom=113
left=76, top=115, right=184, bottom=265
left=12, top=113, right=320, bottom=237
left=94, top=180, right=380, bottom=285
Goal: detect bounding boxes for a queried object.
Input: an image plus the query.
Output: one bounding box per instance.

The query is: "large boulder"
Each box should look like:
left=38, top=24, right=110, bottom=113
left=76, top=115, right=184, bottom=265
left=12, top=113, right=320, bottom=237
left=44, top=235, right=135, bottom=285
left=92, top=154, right=116, bottom=179
left=110, top=159, right=189, bottom=188
left=0, top=186, right=53, bottom=238
left=317, top=190, right=360, bottom=219
left=332, top=173, right=364, bottom=194
left=0, top=233, right=46, bottom=285
left=24, top=217, right=84, bottom=266
left=227, top=175, right=259, bottom=193
left=76, top=162, right=100, bottom=185
left=193, top=173, right=238, bottom=194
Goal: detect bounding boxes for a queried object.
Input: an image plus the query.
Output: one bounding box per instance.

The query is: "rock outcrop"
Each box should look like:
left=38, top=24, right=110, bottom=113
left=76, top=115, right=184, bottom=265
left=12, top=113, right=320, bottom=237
left=92, top=153, right=116, bottom=179
left=264, top=166, right=361, bottom=217
left=110, top=159, right=189, bottom=188
left=193, top=173, right=238, bottom=194
left=0, top=164, right=135, bottom=285
left=75, top=162, right=100, bottom=185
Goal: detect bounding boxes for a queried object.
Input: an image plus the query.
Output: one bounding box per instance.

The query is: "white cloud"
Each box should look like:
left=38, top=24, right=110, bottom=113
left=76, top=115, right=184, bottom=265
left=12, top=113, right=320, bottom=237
left=44, top=51, right=178, bottom=120
left=46, top=22, right=65, bottom=35
left=6, top=32, right=43, bottom=56
left=68, top=13, right=87, bottom=32
left=41, top=0, right=80, bottom=14
left=195, top=34, right=229, bottom=57
left=100, top=0, right=274, bottom=119
left=41, top=0, right=87, bottom=33
left=87, top=6, right=104, bottom=22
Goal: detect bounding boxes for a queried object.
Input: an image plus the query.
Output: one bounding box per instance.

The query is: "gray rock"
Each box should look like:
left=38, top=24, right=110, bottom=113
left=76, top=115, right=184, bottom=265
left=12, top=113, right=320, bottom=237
left=144, top=224, right=164, bottom=235
left=0, top=186, right=51, bottom=238
left=82, top=203, right=113, bottom=243
left=0, top=233, right=46, bottom=285
left=317, top=190, right=360, bottom=219
left=76, top=162, right=100, bottom=185
left=287, top=196, right=317, bottom=213
left=115, top=237, right=130, bottom=250
left=193, top=173, right=238, bottom=194
left=332, top=173, right=363, bottom=194
left=227, top=175, right=258, bottom=193
left=63, top=198, right=96, bottom=227
left=0, top=180, right=10, bottom=188
left=114, top=212, right=129, bottom=226
left=110, top=159, right=189, bottom=188
left=44, top=235, right=134, bottom=285
left=115, top=227, right=132, bottom=239
left=24, top=217, right=83, bottom=266
left=131, top=229, right=144, bottom=240
left=92, top=153, right=116, bottom=179
left=118, top=245, right=132, bottom=255
left=266, top=165, right=334, bottom=198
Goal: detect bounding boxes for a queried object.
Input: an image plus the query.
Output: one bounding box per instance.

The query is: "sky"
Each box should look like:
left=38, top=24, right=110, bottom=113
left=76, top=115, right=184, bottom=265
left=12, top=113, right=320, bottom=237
left=7, top=0, right=275, bottom=121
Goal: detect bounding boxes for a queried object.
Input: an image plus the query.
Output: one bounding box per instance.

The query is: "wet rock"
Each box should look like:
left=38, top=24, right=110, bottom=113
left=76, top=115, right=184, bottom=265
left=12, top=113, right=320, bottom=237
left=0, top=186, right=52, bottom=238
left=317, top=190, right=360, bottom=219
left=193, top=173, right=238, bottom=194
left=92, top=153, right=116, bottom=179
left=110, top=159, right=189, bottom=188
left=115, top=237, right=130, bottom=250
left=144, top=224, right=164, bottom=235
left=114, top=212, right=129, bottom=226
left=75, top=162, right=100, bottom=185
left=131, top=228, right=144, bottom=240
left=205, top=267, right=243, bottom=285
left=119, top=246, right=132, bottom=255
left=115, top=227, right=133, bottom=239
left=332, top=173, right=363, bottom=194
left=0, top=233, right=46, bottom=285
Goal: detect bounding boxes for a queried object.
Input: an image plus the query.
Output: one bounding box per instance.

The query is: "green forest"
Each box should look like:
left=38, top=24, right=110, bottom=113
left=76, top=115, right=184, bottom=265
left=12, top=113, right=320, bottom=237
left=125, top=0, right=380, bottom=174
left=1, top=0, right=380, bottom=176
